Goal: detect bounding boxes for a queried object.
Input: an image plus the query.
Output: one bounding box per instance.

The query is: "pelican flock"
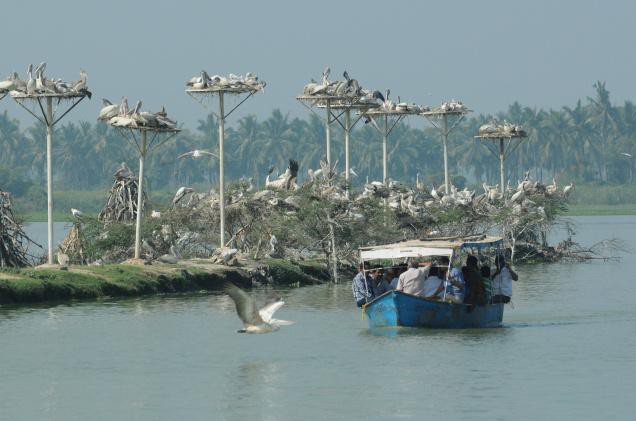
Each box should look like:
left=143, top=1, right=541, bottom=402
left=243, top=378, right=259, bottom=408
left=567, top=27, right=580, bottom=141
left=186, top=71, right=266, bottom=92
left=0, top=63, right=91, bottom=98
left=99, top=98, right=177, bottom=130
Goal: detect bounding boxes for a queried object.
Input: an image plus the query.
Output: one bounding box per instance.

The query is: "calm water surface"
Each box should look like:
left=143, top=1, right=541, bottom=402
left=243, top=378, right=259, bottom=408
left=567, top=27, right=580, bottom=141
left=1, top=216, right=634, bottom=420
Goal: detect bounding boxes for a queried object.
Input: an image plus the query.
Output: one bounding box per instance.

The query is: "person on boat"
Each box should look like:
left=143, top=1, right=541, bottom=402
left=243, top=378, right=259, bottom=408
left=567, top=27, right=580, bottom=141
left=480, top=265, right=493, bottom=304
left=423, top=265, right=445, bottom=299
left=462, top=255, right=486, bottom=305
left=396, top=260, right=431, bottom=297
left=492, top=255, right=518, bottom=304
left=385, top=268, right=399, bottom=290
left=441, top=256, right=465, bottom=303
left=371, top=268, right=391, bottom=296
left=352, top=262, right=374, bottom=307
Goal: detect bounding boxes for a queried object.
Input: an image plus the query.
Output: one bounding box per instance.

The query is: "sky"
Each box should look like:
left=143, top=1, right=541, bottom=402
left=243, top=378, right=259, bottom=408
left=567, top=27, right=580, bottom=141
left=1, top=0, right=635, bottom=129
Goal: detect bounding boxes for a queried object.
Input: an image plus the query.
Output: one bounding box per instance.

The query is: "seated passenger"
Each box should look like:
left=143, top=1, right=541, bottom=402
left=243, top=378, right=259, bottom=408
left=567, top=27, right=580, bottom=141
left=480, top=265, right=493, bottom=304
left=396, top=260, right=431, bottom=296
left=371, top=268, right=391, bottom=296
left=462, top=255, right=486, bottom=306
left=351, top=262, right=374, bottom=307
left=423, top=266, right=445, bottom=299
left=385, top=268, right=399, bottom=290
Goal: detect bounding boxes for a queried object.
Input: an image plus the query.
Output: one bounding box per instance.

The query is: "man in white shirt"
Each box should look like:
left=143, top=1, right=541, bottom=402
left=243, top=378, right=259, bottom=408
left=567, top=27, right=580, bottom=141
left=422, top=265, right=445, bottom=299
left=492, top=255, right=518, bottom=303
left=396, top=261, right=431, bottom=297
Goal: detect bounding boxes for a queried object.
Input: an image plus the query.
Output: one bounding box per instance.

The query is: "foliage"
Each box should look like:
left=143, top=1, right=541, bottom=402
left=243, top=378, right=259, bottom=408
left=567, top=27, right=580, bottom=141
left=1, top=82, right=635, bottom=208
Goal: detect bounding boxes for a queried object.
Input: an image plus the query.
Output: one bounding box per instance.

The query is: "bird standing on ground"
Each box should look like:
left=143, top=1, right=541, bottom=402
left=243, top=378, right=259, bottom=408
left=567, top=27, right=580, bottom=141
left=224, top=282, right=294, bottom=333
left=70, top=208, right=83, bottom=219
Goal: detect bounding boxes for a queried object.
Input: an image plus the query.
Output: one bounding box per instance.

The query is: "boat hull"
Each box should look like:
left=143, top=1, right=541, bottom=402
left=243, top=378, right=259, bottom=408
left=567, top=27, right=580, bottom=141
left=364, top=291, right=504, bottom=329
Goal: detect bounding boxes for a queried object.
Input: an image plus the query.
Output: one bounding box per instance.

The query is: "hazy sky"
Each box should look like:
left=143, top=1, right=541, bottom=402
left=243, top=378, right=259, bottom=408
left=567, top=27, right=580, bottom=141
left=2, top=0, right=635, bottom=129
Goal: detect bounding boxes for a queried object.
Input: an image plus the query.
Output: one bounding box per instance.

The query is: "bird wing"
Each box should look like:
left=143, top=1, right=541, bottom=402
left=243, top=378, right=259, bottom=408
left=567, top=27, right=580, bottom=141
left=258, top=300, right=284, bottom=323
left=224, top=283, right=263, bottom=326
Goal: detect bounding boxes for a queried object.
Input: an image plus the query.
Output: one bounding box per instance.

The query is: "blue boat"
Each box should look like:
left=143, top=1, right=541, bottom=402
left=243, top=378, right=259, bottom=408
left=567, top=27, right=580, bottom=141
left=359, top=235, right=505, bottom=329
left=364, top=291, right=504, bottom=328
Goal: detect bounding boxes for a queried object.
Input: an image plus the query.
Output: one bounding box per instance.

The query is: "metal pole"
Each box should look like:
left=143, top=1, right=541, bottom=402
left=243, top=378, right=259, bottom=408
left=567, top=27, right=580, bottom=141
left=344, top=108, right=350, bottom=199
left=218, top=92, right=226, bottom=248
left=328, top=220, right=338, bottom=283
left=442, top=114, right=449, bottom=194
left=383, top=115, right=388, bottom=185
left=499, top=138, right=505, bottom=195
left=325, top=101, right=331, bottom=166
left=134, top=130, right=147, bottom=260
left=46, top=98, right=54, bottom=264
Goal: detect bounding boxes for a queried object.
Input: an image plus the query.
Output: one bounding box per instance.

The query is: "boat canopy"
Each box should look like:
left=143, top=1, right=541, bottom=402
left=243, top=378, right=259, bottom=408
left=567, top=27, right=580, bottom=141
left=359, top=236, right=503, bottom=261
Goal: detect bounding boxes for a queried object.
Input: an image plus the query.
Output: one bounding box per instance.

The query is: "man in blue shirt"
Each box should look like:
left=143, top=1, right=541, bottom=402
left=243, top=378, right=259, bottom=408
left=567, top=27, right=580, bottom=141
left=352, top=263, right=374, bottom=307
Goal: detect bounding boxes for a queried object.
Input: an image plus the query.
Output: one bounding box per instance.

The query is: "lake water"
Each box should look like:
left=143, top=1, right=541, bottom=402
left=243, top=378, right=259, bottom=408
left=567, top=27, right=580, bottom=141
left=1, top=216, right=634, bottom=420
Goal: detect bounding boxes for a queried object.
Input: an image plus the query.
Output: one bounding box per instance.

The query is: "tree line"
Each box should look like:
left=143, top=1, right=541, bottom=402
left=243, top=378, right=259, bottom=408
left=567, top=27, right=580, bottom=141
left=0, top=81, right=634, bottom=200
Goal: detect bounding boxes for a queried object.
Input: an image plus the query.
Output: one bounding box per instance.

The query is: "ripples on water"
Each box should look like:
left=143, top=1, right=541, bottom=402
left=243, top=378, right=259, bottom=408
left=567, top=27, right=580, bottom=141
left=1, top=216, right=635, bottom=420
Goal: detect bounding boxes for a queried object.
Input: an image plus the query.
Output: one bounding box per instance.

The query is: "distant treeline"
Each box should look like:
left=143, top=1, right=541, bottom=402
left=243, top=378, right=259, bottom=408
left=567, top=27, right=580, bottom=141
left=0, top=81, right=634, bottom=202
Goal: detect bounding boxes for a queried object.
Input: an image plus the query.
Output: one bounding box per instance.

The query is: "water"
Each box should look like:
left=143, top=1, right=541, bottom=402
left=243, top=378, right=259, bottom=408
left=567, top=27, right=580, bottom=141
left=1, top=216, right=634, bottom=420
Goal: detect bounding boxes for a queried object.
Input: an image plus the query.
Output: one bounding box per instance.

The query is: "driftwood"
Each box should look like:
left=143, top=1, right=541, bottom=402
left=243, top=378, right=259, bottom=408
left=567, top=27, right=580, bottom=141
left=98, top=163, right=147, bottom=224
left=0, top=191, right=39, bottom=267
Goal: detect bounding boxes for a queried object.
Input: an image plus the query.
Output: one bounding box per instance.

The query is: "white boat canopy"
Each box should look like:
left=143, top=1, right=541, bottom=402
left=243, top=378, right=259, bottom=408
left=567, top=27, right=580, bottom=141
left=359, top=236, right=503, bottom=261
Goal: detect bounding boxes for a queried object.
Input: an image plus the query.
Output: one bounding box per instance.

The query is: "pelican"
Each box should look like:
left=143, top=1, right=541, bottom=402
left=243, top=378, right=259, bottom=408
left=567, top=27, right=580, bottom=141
left=178, top=149, right=218, bottom=159
left=70, top=208, right=83, bottom=219
left=120, top=97, right=129, bottom=116
left=321, top=66, right=330, bottom=85
left=98, top=98, right=120, bottom=121
left=72, top=69, right=87, bottom=92
left=224, top=282, right=294, bottom=333
left=563, top=182, right=575, bottom=197
left=113, top=162, right=133, bottom=179
left=172, top=186, right=194, bottom=206
left=546, top=177, right=558, bottom=195
left=157, top=245, right=181, bottom=264
left=431, top=184, right=441, bottom=201
left=26, top=64, right=36, bottom=94
left=150, top=210, right=161, bottom=219
left=510, top=185, right=525, bottom=203
left=620, top=152, right=632, bottom=158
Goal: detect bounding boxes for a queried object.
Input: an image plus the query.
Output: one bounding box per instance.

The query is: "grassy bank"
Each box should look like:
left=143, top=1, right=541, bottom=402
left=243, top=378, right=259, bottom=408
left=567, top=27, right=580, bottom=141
left=0, top=258, right=329, bottom=305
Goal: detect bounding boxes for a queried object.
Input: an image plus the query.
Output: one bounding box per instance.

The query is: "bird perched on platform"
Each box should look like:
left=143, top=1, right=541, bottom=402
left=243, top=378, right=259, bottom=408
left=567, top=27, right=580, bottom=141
left=70, top=208, right=83, bottom=219
left=178, top=149, right=218, bottom=159
left=172, top=186, right=194, bottom=206
left=224, top=282, right=294, bottom=333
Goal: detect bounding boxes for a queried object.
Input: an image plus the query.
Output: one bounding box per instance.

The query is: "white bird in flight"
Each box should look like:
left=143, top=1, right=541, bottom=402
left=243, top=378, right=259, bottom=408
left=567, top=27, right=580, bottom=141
left=224, top=282, right=294, bottom=333
left=178, top=149, right=218, bottom=159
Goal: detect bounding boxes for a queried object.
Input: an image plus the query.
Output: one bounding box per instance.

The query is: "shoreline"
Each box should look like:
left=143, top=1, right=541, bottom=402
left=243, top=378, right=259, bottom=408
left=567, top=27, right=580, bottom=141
left=0, top=258, right=332, bottom=306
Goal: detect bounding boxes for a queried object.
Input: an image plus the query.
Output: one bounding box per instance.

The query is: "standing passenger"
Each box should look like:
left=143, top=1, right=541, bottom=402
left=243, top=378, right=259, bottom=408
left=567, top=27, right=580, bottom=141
left=462, top=255, right=486, bottom=305
left=480, top=265, right=493, bottom=304
left=492, top=255, right=518, bottom=304
left=396, top=260, right=431, bottom=296
left=352, top=263, right=374, bottom=307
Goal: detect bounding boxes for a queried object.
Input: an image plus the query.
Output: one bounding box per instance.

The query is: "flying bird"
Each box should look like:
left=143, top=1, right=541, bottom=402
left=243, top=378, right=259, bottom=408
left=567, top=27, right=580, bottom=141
left=224, top=282, right=294, bottom=333
left=178, top=149, right=218, bottom=159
